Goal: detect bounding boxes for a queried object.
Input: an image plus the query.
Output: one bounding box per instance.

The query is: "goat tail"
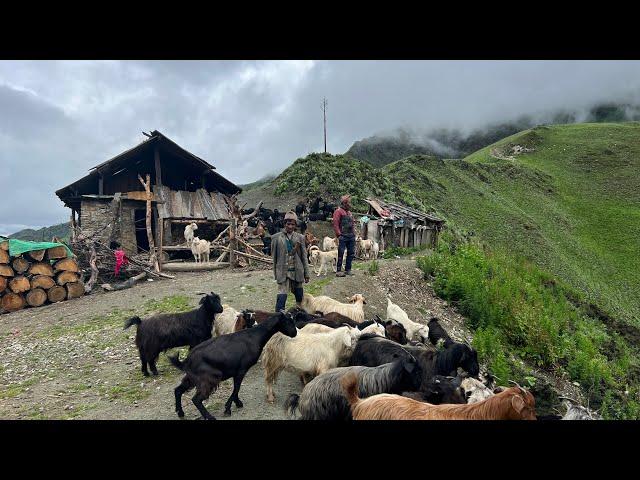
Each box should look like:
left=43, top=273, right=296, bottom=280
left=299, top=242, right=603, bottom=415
left=341, top=372, right=361, bottom=410
left=168, top=354, right=185, bottom=371
left=123, top=316, right=142, bottom=330
left=283, top=394, right=300, bottom=418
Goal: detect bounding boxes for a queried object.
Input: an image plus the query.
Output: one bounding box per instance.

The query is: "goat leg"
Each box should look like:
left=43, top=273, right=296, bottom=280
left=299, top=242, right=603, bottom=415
left=140, top=353, right=150, bottom=377
left=192, top=390, right=215, bottom=420
left=174, top=376, right=194, bottom=418
left=149, top=357, right=159, bottom=376
left=225, top=373, right=246, bottom=415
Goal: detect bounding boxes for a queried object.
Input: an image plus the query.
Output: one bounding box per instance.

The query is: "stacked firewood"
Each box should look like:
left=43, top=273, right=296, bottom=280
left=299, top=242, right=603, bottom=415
left=0, top=240, right=84, bottom=313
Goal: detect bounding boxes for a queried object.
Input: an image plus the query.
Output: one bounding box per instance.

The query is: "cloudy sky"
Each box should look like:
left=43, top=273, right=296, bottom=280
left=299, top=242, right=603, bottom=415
left=2, top=60, right=640, bottom=235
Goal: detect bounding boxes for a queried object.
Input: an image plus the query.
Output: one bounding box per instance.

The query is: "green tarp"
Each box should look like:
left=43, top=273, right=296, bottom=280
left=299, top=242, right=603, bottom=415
left=0, top=235, right=73, bottom=259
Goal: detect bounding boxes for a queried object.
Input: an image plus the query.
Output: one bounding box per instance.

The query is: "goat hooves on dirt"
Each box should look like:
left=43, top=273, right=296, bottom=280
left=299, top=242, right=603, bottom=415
left=223, top=410, right=232, bottom=416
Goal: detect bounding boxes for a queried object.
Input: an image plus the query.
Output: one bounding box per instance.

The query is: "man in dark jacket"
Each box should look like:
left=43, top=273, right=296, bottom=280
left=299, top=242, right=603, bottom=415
left=271, top=211, right=310, bottom=311
left=332, top=194, right=356, bottom=277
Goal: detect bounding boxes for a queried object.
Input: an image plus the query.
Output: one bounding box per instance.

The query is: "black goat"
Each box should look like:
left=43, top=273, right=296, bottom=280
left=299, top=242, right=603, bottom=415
left=308, top=213, right=327, bottom=221
left=123, top=292, right=223, bottom=377
left=401, top=375, right=467, bottom=405
left=284, top=358, right=423, bottom=420
left=348, top=334, right=480, bottom=388
left=427, top=317, right=455, bottom=348
left=170, top=311, right=298, bottom=420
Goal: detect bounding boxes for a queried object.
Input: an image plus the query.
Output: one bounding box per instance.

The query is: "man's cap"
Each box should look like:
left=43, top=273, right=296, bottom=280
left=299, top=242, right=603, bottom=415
left=284, top=211, right=298, bottom=221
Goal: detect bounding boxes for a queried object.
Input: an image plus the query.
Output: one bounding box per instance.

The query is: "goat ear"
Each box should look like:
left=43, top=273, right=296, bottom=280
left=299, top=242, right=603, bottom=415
left=403, top=361, right=415, bottom=373
left=511, top=395, right=526, bottom=413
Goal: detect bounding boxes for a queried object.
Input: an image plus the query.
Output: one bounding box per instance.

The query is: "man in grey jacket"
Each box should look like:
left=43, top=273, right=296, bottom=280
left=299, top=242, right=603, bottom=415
left=271, top=211, right=310, bottom=312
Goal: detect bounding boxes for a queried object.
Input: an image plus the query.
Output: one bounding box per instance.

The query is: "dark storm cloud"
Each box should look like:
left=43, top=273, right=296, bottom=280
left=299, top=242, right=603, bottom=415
left=1, top=60, right=640, bottom=234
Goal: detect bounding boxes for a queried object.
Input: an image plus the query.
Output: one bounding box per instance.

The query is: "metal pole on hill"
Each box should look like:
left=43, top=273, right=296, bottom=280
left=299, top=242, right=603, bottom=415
left=322, top=97, right=328, bottom=153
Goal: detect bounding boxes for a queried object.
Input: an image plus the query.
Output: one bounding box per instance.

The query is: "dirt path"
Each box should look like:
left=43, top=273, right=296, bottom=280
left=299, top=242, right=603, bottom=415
left=0, top=255, right=581, bottom=420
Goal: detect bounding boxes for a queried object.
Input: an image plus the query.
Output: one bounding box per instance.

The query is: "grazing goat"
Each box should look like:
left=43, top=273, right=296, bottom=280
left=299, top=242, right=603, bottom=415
left=300, top=293, right=367, bottom=323
left=263, top=326, right=360, bottom=403
left=184, top=222, right=198, bottom=246
left=214, top=305, right=255, bottom=336
left=313, top=249, right=338, bottom=276
left=349, top=334, right=480, bottom=384
left=401, top=375, right=467, bottom=405
left=386, top=297, right=429, bottom=343
left=191, top=237, right=211, bottom=263
left=284, top=358, right=423, bottom=420
left=461, top=377, right=495, bottom=404
left=124, top=292, right=223, bottom=376
left=342, top=375, right=536, bottom=420
left=560, top=399, right=601, bottom=420
left=170, top=311, right=297, bottom=419
left=322, top=236, right=338, bottom=251
left=427, top=317, right=456, bottom=348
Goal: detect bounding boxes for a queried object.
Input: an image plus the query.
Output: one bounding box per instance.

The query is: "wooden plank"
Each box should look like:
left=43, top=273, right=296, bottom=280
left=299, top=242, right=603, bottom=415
left=154, top=145, right=162, bottom=187
left=162, top=262, right=229, bottom=272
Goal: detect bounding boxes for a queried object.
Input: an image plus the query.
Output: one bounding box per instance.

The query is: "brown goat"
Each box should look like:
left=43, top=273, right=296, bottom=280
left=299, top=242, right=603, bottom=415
left=233, top=312, right=256, bottom=332
left=341, top=373, right=536, bottom=420
left=242, top=309, right=274, bottom=325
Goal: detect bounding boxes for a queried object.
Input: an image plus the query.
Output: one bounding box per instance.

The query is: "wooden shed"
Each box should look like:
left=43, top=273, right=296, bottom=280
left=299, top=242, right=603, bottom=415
left=362, top=198, right=444, bottom=252
left=55, top=130, right=241, bottom=259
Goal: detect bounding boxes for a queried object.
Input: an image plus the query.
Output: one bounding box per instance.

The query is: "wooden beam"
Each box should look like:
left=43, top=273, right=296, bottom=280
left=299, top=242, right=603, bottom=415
left=138, top=174, right=160, bottom=272
left=98, top=174, right=104, bottom=195
left=154, top=145, right=162, bottom=187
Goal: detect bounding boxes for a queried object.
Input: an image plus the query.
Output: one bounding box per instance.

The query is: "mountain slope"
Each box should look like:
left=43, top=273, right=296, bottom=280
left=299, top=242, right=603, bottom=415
left=8, top=222, right=70, bottom=242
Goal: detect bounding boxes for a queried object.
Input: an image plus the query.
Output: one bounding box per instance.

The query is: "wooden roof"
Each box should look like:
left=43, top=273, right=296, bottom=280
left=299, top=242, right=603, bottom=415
left=155, top=186, right=233, bottom=221
left=365, top=197, right=444, bottom=225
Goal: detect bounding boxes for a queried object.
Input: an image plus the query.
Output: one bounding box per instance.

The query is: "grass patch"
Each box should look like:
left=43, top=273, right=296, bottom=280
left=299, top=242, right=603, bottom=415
left=0, top=378, right=38, bottom=400
left=417, top=230, right=640, bottom=419
left=367, top=260, right=380, bottom=276
left=382, top=244, right=429, bottom=259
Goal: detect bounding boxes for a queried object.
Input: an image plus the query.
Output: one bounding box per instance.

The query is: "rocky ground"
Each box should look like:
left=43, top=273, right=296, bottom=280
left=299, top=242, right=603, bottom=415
left=0, top=255, right=583, bottom=420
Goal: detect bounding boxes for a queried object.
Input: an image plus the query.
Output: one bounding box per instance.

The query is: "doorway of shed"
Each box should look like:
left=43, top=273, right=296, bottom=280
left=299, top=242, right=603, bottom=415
left=134, top=209, right=155, bottom=253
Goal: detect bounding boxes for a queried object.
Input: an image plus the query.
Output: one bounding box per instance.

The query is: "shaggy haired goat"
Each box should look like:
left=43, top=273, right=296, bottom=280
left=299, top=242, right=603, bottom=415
left=386, top=297, right=429, bottom=343
left=427, top=317, right=456, bottom=348
left=301, top=293, right=367, bottom=323
left=342, top=375, right=536, bottom=420
left=123, top=292, right=223, bottom=376
left=322, top=236, right=338, bottom=251
left=263, top=326, right=361, bottom=403
left=170, top=311, right=297, bottom=420
left=184, top=222, right=198, bottom=246
left=461, top=377, right=495, bottom=404
left=401, top=375, right=467, bottom=405
left=284, top=358, right=423, bottom=420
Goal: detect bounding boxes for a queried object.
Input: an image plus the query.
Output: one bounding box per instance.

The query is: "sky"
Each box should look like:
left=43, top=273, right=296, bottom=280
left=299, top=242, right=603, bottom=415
left=2, top=60, right=640, bottom=235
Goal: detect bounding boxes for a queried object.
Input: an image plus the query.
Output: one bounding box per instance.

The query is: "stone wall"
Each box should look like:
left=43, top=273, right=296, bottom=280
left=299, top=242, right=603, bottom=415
left=79, top=199, right=143, bottom=256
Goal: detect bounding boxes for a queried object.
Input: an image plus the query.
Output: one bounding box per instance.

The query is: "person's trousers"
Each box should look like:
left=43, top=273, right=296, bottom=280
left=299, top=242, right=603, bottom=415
left=336, top=235, right=355, bottom=272
left=276, top=277, right=303, bottom=311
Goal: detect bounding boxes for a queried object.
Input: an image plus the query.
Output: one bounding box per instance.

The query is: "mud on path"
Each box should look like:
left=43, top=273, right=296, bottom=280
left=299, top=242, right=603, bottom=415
left=0, top=256, right=582, bottom=420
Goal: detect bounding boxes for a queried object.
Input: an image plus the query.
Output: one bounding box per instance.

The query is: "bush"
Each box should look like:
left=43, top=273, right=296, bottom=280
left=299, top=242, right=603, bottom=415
left=367, top=260, right=380, bottom=276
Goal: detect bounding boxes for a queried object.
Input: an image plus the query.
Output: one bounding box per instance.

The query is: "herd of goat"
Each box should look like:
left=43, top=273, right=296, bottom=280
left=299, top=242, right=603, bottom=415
left=123, top=289, right=598, bottom=420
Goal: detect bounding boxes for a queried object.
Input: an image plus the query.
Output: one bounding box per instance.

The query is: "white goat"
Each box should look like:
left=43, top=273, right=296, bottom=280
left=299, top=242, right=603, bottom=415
left=214, top=305, right=242, bottom=337
left=359, top=238, right=373, bottom=259
left=371, top=241, right=379, bottom=260
left=184, top=222, right=198, bottom=246
left=300, top=293, right=367, bottom=323
left=263, top=326, right=359, bottom=403
left=322, top=236, right=338, bottom=251
left=313, top=249, right=338, bottom=276
left=300, top=322, right=385, bottom=338
left=386, top=297, right=429, bottom=343
left=461, top=377, right=495, bottom=404
left=191, top=237, right=210, bottom=263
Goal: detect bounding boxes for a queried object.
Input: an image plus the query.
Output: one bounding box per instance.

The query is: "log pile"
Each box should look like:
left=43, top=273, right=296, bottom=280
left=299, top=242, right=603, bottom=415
left=0, top=239, right=85, bottom=313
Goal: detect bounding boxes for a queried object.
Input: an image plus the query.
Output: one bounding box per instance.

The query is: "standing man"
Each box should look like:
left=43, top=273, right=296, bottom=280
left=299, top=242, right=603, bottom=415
left=332, top=194, right=356, bottom=277
left=271, top=211, right=310, bottom=312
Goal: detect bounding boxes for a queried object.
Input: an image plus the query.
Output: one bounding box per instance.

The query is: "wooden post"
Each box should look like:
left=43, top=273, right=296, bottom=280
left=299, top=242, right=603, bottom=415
left=158, top=218, right=164, bottom=272
left=138, top=174, right=159, bottom=272
left=229, top=218, right=237, bottom=268
left=154, top=145, right=162, bottom=188
left=98, top=174, right=104, bottom=195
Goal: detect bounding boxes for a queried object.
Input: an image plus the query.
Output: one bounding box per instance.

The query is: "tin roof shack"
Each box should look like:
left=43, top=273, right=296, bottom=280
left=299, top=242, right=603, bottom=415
left=55, top=130, right=241, bottom=264
left=362, top=198, right=444, bottom=253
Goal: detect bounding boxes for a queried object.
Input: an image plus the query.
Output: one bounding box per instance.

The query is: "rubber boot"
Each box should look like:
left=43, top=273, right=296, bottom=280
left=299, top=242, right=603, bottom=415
left=293, top=287, right=304, bottom=306
left=275, top=294, right=288, bottom=313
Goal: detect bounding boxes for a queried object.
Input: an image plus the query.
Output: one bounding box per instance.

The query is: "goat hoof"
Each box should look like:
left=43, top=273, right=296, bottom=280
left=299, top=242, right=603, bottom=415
left=142, top=371, right=150, bottom=377
left=177, top=410, right=185, bottom=418
left=223, top=410, right=232, bottom=417
left=235, top=400, right=243, bottom=408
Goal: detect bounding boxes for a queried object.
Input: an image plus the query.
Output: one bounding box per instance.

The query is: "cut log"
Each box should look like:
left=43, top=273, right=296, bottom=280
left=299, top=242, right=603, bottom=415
left=12, top=257, right=30, bottom=274
left=47, top=285, right=67, bottom=303
left=0, top=264, right=15, bottom=277
left=46, top=246, right=68, bottom=260
left=66, top=282, right=85, bottom=299
left=31, top=275, right=56, bottom=290
left=26, top=288, right=47, bottom=307
left=0, top=240, right=8, bottom=251
left=53, top=257, right=80, bottom=273
left=28, top=262, right=55, bottom=276
left=161, top=262, right=230, bottom=272
left=27, top=249, right=47, bottom=262
left=9, top=276, right=31, bottom=293
left=0, top=276, right=6, bottom=293
left=56, top=271, right=79, bottom=286
left=84, top=245, right=98, bottom=293
left=2, top=292, right=25, bottom=312
left=0, top=249, right=9, bottom=264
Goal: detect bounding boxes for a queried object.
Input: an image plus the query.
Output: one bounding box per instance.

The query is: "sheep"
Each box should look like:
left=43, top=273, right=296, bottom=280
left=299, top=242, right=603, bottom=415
left=170, top=311, right=298, bottom=420
left=461, top=377, right=495, bottom=404
left=123, top=292, right=224, bottom=377
left=370, top=241, right=379, bottom=260
left=401, top=375, right=467, bottom=405
left=262, top=326, right=360, bottom=403
left=191, top=237, right=211, bottom=263
left=283, top=358, right=423, bottom=420
left=342, top=374, right=536, bottom=420
left=427, top=317, right=456, bottom=348
left=314, top=249, right=338, bottom=276
left=386, top=297, right=429, bottom=343
left=348, top=334, right=480, bottom=383
left=184, top=222, right=198, bottom=246
left=214, top=305, right=255, bottom=337
left=322, top=236, right=338, bottom=251
left=300, top=293, right=367, bottom=323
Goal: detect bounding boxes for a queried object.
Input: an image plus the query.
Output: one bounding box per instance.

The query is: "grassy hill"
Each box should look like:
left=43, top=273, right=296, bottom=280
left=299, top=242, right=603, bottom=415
left=8, top=222, right=70, bottom=243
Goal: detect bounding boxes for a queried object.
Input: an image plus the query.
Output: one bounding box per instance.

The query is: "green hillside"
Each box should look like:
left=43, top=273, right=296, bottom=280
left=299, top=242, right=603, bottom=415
left=9, top=222, right=70, bottom=243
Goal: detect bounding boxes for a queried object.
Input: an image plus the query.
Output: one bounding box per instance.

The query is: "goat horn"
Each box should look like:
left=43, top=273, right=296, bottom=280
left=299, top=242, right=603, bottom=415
left=508, top=380, right=526, bottom=392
